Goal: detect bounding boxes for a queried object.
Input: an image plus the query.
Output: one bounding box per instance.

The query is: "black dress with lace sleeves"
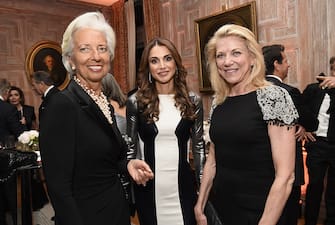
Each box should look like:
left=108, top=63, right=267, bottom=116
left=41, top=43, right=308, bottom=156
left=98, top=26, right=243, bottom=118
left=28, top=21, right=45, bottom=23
left=208, top=86, right=298, bottom=225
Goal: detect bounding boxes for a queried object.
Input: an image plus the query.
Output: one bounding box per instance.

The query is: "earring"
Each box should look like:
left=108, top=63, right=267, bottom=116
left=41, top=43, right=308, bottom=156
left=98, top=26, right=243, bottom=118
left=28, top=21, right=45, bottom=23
left=176, top=68, right=179, bottom=75
left=71, top=65, right=76, bottom=71
left=148, top=72, right=152, bottom=83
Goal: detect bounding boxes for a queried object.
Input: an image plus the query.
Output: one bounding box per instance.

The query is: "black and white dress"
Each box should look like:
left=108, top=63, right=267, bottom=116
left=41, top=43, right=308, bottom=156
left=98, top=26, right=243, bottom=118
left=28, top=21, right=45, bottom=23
left=127, top=92, right=205, bottom=225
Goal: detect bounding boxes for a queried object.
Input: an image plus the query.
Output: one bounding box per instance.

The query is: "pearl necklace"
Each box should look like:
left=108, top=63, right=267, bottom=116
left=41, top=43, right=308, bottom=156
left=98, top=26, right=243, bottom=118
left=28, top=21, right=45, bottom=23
left=74, top=76, right=113, bottom=125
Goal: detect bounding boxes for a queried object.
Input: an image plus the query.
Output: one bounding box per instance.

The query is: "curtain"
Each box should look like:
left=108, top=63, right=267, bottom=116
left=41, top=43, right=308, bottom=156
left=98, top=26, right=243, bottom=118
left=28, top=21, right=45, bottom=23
left=142, top=0, right=160, bottom=44
left=125, top=0, right=136, bottom=91
left=103, top=0, right=129, bottom=92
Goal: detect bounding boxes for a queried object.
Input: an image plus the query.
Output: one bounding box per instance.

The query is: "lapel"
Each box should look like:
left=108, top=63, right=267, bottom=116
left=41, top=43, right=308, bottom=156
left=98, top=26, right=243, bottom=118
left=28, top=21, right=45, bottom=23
left=313, top=84, right=327, bottom=109
left=39, top=87, right=59, bottom=113
left=326, top=88, right=335, bottom=113
left=66, top=80, right=125, bottom=147
left=266, top=75, right=282, bottom=85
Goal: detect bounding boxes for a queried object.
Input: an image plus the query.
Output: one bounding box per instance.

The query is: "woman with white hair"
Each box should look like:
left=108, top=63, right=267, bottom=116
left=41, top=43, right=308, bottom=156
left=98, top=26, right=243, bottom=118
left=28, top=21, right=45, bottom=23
left=39, top=12, right=153, bottom=225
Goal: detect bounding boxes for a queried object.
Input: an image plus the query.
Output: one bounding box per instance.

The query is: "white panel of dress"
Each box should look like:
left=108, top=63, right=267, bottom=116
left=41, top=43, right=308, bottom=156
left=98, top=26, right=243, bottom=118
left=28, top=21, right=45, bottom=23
left=155, top=94, right=183, bottom=225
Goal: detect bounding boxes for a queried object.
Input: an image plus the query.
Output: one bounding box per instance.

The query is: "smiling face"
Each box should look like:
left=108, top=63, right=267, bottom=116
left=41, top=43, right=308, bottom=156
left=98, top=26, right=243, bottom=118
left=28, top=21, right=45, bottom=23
left=215, top=36, right=255, bottom=91
left=148, top=45, right=176, bottom=93
left=69, top=28, right=111, bottom=88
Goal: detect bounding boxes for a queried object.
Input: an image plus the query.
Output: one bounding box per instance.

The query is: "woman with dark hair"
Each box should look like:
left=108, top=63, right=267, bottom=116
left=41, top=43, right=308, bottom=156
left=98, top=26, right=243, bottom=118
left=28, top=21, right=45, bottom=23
left=127, top=37, right=205, bottom=225
left=7, top=86, right=36, bottom=130
left=7, top=86, right=49, bottom=211
left=102, top=73, right=127, bottom=131
left=102, top=73, right=135, bottom=215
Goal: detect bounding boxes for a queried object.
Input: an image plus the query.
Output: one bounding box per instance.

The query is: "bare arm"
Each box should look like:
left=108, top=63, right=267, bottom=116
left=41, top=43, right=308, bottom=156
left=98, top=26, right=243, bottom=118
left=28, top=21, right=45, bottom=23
left=194, top=142, right=216, bottom=225
left=258, top=124, right=296, bottom=225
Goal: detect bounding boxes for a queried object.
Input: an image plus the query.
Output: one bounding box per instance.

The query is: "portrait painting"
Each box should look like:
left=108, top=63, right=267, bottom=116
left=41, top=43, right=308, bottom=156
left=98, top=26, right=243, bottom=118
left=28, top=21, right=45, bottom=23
left=194, top=1, right=257, bottom=92
left=25, top=40, right=69, bottom=89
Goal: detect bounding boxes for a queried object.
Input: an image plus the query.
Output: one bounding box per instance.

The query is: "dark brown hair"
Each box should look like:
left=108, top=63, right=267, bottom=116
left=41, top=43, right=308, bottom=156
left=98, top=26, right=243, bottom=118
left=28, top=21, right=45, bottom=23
left=136, top=37, right=195, bottom=123
left=8, top=86, right=25, bottom=105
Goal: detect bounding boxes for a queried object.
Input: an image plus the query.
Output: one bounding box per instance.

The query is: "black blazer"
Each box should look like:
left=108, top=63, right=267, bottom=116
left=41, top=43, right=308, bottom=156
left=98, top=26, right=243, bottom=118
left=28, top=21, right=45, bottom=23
left=39, top=80, right=130, bottom=225
left=0, top=99, right=26, bottom=143
left=302, top=82, right=335, bottom=142
left=39, top=86, right=59, bottom=120
left=266, top=76, right=305, bottom=186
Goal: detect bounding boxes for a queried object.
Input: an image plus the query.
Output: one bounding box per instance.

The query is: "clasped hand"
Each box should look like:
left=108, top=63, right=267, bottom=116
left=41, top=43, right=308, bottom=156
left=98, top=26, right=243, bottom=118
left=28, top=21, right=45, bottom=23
left=127, top=159, right=154, bottom=186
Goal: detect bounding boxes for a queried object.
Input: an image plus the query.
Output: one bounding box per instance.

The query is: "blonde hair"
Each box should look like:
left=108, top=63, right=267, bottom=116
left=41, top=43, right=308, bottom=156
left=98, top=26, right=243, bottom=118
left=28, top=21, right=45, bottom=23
left=205, top=24, right=268, bottom=104
left=61, top=12, right=116, bottom=75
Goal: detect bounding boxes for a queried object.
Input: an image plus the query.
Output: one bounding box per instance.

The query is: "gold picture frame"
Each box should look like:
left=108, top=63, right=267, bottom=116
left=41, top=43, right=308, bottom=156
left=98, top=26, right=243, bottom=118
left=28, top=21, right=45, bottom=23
left=194, top=1, right=257, bottom=92
left=25, top=40, right=69, bottom=90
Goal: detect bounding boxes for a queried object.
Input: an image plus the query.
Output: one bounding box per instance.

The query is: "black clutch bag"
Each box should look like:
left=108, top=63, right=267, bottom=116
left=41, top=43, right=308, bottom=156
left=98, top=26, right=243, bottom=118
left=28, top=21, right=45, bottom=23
left=0, top=149, right=37, bottom=183
left=205, top=201, right=224, bottom=225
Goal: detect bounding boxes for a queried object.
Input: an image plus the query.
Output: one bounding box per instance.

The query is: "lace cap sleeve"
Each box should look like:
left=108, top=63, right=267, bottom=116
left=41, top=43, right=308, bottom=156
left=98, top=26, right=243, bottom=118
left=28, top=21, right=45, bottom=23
left=256, top=85, right=298, bottom=127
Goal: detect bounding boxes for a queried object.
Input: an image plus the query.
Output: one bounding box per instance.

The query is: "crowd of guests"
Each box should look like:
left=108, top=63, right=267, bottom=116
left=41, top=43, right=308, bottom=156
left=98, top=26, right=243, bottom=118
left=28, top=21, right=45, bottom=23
left=1, top=11, right=335, bottom=225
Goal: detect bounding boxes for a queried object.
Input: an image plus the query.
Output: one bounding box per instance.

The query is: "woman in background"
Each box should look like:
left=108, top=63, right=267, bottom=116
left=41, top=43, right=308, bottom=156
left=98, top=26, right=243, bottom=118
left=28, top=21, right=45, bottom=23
left=102, top=73, right=127, bottom=133
left=102, top=73, right=135, bottom=216
left=127, top=37, right=205, bottom=225
left=7, top=86, right=36, bottom=130
left=194, top=24, right=298, bottom=225
left=7, top=86, right=49, bottom=211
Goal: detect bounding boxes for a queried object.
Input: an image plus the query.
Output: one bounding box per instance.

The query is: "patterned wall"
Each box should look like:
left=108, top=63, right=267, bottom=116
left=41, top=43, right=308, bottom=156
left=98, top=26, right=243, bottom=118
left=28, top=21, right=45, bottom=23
left=1, top=0, right=334, bottom=119
left=159, top=0, right=335, bottom=117
left=0, top=0, right=99, bottom=122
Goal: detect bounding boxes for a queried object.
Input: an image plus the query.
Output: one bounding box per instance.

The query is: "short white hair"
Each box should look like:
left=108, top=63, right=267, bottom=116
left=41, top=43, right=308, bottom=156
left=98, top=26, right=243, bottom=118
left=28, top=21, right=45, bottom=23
left=61, top=12, right=116, bottom=75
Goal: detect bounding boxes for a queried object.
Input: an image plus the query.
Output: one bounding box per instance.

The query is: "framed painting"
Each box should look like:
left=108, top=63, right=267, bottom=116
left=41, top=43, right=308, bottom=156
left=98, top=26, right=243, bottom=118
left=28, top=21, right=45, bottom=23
left=194, top=1, right=257, bottom=92
left=25, top=40, right=69, bottom=89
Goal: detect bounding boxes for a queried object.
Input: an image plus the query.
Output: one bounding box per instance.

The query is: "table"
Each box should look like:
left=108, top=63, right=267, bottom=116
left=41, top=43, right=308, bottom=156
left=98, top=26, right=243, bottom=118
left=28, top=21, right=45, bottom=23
left=17, top=163, right=41, bottom=225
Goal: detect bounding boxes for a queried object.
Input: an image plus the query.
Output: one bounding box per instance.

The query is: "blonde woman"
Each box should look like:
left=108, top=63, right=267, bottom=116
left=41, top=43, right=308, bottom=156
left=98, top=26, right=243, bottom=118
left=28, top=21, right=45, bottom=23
left=194, top=24, right=298, bottom=225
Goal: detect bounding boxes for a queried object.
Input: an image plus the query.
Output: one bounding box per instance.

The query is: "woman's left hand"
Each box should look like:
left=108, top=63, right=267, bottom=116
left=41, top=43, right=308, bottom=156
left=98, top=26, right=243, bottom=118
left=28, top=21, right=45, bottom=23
left=194, top=204, right=207, bottom=225
left=20, top=116, right=26, bottom=125
left=127, top=159, right=154, bottom=186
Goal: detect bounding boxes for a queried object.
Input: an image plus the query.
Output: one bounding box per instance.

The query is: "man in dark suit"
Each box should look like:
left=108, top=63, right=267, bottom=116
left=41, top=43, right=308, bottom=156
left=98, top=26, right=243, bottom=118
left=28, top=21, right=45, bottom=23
left=31, top=70, right=59, bottom=121
left=0, top=78, right=26, bottom=225
left=263, top=44, right=312, bottom=225
left=302, top=56, right=335, bottom=225
left=31, top=70, right=59, bottom=221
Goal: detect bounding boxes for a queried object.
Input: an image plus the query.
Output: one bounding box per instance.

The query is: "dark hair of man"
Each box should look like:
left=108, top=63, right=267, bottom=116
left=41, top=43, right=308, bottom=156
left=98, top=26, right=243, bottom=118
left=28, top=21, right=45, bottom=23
left=136, top=37, right=195, bottom=123
left=330, top=56, right=335, bottom=71
left=262, top=44, right=285, bottom=75
left=31, top=70, right=54, bottom=86
left=0, top=78, right=11, bottom=96
left=8, top=86, right=25, bottom=105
